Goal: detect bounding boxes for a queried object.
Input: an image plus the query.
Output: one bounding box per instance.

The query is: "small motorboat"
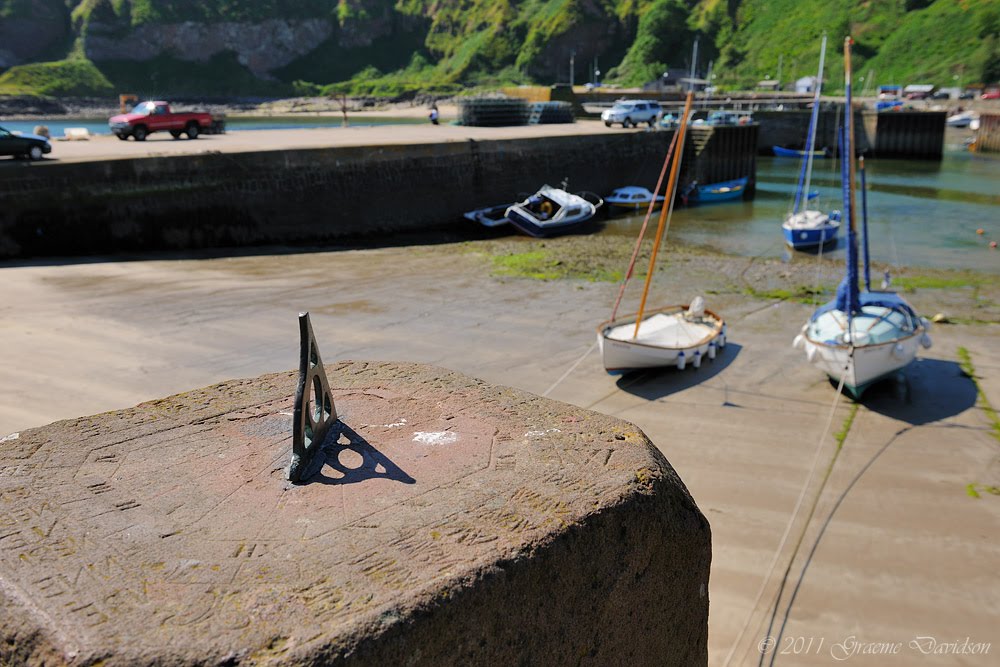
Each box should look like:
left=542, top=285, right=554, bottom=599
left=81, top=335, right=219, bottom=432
left=773, top=145, right=829, bottom=158
left=464, top=203, right=512, bottom=228
left=504, top=186, right=601, bottom=237
left=945, top=111, right=976, bottom=128
left=605, top=186, right=665, bottom=211
left=682, top=176, right=748, bottom=205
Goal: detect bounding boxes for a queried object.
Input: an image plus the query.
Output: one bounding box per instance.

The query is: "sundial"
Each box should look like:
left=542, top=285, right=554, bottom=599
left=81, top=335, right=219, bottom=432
left=0, top=315, right=709, bottom=665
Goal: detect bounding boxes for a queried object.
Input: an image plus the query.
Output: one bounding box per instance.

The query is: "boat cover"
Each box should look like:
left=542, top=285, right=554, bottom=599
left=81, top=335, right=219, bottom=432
left=605, top=312, right=717, bottom=347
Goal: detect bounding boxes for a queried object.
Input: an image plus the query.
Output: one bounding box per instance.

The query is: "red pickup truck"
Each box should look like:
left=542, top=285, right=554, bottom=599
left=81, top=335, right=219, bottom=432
left=109, top=101, right=216, bottom=141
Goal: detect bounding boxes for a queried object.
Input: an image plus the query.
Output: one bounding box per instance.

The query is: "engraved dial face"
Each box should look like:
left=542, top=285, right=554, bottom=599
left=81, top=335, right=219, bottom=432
left=0, top=362, right=645, bottom=663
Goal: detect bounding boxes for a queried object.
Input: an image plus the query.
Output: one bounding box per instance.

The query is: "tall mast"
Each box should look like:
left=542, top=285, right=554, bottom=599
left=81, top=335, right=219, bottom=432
left=799, top=34, right=826, bottom=212
left=633, top=91, right=695, bottom=338
left=836, top=35, right=861, bottom=320
left=845, top=36, right=857, bottom=238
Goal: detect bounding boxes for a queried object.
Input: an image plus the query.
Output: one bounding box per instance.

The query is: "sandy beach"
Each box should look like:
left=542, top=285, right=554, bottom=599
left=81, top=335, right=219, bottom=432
left=1, top=234, right=997, bottom=665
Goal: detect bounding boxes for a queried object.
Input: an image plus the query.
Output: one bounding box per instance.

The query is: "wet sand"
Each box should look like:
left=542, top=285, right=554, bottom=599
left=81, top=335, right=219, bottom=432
left=0, top=238, right=997, bottom=665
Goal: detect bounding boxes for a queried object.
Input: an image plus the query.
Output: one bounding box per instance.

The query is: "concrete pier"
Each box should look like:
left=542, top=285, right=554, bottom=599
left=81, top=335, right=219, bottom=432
left=0, top=124, right=758, bottom=259
left=0, top=362, right=711, bottom=665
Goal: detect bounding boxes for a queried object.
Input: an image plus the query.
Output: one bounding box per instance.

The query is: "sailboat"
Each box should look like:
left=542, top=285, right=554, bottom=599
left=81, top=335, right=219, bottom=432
left=598, top=91, right=727, bottom=372
left=793, top=36, right=932, bottom=399
left=782, top=35, right=841, bottom=250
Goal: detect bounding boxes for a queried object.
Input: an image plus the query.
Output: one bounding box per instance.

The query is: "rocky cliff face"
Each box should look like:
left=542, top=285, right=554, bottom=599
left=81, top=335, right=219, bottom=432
left=0, top=0, right=69, bottom=68
left=83, top=18, right=334, bottom=76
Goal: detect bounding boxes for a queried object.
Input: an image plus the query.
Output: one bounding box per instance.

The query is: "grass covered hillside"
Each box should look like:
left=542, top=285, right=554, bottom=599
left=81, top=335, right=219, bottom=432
left=0, top=0, right=996, bottom=98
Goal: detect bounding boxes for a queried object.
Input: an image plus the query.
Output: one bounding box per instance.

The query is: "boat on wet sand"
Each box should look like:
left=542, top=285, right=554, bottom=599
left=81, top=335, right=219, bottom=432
left=504, top=186, right=600, bottom=238
left=599, top=300, right=726, bottom=372
left=598, top=91, right=727, bottom=373
left=463, top=203, right=512, bottom=228
left=793, top=36, right=931, bottom=398
left=606, top=186, right=665, bottom=211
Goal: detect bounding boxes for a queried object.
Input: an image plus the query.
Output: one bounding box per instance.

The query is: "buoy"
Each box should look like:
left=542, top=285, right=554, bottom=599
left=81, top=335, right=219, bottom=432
left=708, top=341, right=717, bottom=360
left=891, top=342, right=906, bottom=359
left=806, top=344, right=818, bottom=362
left=976, top=228, right=985, bottom=235
left=793, top=334, right=805, bottom=349
left=920, top=333, right=933, bottom=349
left=692, top=350, right=702, bottom=368
left=991, top=241, right=997, bottom=249
left=676, top=351, right=686, bottom=371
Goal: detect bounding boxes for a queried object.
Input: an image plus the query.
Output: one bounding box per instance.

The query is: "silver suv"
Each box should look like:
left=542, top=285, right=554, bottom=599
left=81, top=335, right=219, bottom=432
left=601, top=100, right=663, bottom=128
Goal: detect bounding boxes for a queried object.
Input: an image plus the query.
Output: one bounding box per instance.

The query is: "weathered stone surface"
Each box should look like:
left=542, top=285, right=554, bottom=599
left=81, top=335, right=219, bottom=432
left=84, top=19, right=333, bottom=75
left=0, top=361, right=710, bottom=665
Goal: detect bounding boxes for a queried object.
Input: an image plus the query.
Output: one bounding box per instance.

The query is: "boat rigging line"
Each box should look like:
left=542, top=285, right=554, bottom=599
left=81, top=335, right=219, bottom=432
left=609, top=129, right=680, bottom=322
left=722, top=353, right=854, bottom=667
left=633, top=91, right=695, bottom=338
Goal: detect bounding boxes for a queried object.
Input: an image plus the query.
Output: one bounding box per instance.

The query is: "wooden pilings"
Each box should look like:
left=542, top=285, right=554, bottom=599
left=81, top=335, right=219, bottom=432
left=974, top=113, right=1000, bottom=153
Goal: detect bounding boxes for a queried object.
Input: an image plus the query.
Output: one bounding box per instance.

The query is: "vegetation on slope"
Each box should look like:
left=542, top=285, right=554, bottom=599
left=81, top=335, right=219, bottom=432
left=0, top=0, right=996, bottom=97
left=0, top=58, right=113, bottom=96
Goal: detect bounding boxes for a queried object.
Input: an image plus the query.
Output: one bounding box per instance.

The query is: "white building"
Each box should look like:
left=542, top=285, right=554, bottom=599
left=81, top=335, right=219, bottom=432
left=795, top=76, right=819, bottom=93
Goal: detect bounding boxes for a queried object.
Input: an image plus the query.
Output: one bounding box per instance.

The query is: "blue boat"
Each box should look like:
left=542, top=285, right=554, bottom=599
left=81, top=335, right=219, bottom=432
left=781, top=34, right=840, bottom=250
left=772, top=145, right=829, bottom=158
left=682, top=176, right=748, bottom=205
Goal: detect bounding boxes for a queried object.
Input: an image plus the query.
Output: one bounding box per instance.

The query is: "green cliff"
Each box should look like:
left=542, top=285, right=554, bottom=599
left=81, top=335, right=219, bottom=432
left=0, top=0, right=996, bottom=97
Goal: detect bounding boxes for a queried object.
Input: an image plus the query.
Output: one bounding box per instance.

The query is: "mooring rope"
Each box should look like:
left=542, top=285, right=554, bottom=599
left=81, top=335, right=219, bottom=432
left=609, top=131, right=679, bottom=322
left=723, top=352, right=853, bottom=667
left=542, top=341, right=597, bottom=397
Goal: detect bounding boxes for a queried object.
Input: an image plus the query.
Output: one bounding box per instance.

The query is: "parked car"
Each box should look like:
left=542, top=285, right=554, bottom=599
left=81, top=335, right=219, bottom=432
left=931, top=90, right=951, bottom=100
left=959, top=91, right=975, bottom=100
left=0, top=125, right=51, bottom=160
left=109, top=101, right=215, bottom=141
left=601, top=100, right=662, bottom=128
left=982, top=90, right=1000, bottom=100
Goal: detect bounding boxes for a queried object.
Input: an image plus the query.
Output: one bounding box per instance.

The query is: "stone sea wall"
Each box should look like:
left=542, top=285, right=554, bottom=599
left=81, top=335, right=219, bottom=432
left=0, top=130, right=755, bottom=259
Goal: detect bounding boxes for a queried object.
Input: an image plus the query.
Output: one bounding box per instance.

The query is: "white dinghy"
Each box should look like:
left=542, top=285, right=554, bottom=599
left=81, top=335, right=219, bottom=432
left=793, top=37, right=931, bottom=398
left=600, top=298, right=726, bottom=371
left=598, top=92, right=727, bottom=373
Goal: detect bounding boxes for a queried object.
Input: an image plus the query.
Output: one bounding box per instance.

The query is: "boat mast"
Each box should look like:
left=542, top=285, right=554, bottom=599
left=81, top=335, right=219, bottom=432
left=633, top=90, right=695, bottom=338
left=837, top=35, right=861, bottom=323
left=859, top=156, right=871, bottom=291
left=795, top=34, right=827, bottom=214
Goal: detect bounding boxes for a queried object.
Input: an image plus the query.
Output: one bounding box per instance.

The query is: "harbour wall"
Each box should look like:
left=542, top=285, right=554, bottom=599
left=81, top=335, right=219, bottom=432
left=0, top=127, right=756, bottom=259
left=754, top=109, right=945, bottom=159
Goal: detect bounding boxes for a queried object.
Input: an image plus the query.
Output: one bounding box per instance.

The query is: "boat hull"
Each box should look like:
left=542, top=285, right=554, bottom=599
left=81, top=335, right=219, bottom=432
left=463, top=203, right=511, bottom=228
left=686, top=177, right=748, bottom=205
left=597, top=306, right=726, bottom=372
left=773, top=145, right=828, bottom=158
left=506, top=209, right=593, bottom=237
left=782, top=223, right=839, bottom=248
left=799, top=332, right=925, bottom=397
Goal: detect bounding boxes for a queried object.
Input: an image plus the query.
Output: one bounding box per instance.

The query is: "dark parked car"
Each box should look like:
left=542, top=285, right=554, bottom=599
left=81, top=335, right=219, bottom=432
left=959, top=91, right=975, bottom=99
left=0, top=126, right=51, bottom=160
left=931, top=91, right=951, bottom=100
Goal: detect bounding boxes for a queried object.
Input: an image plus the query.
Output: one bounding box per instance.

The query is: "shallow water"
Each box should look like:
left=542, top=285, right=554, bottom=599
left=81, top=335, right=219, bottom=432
left=0, top=115, right=423, bottom=137
left=603, top=130, right=1000, bottom=273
